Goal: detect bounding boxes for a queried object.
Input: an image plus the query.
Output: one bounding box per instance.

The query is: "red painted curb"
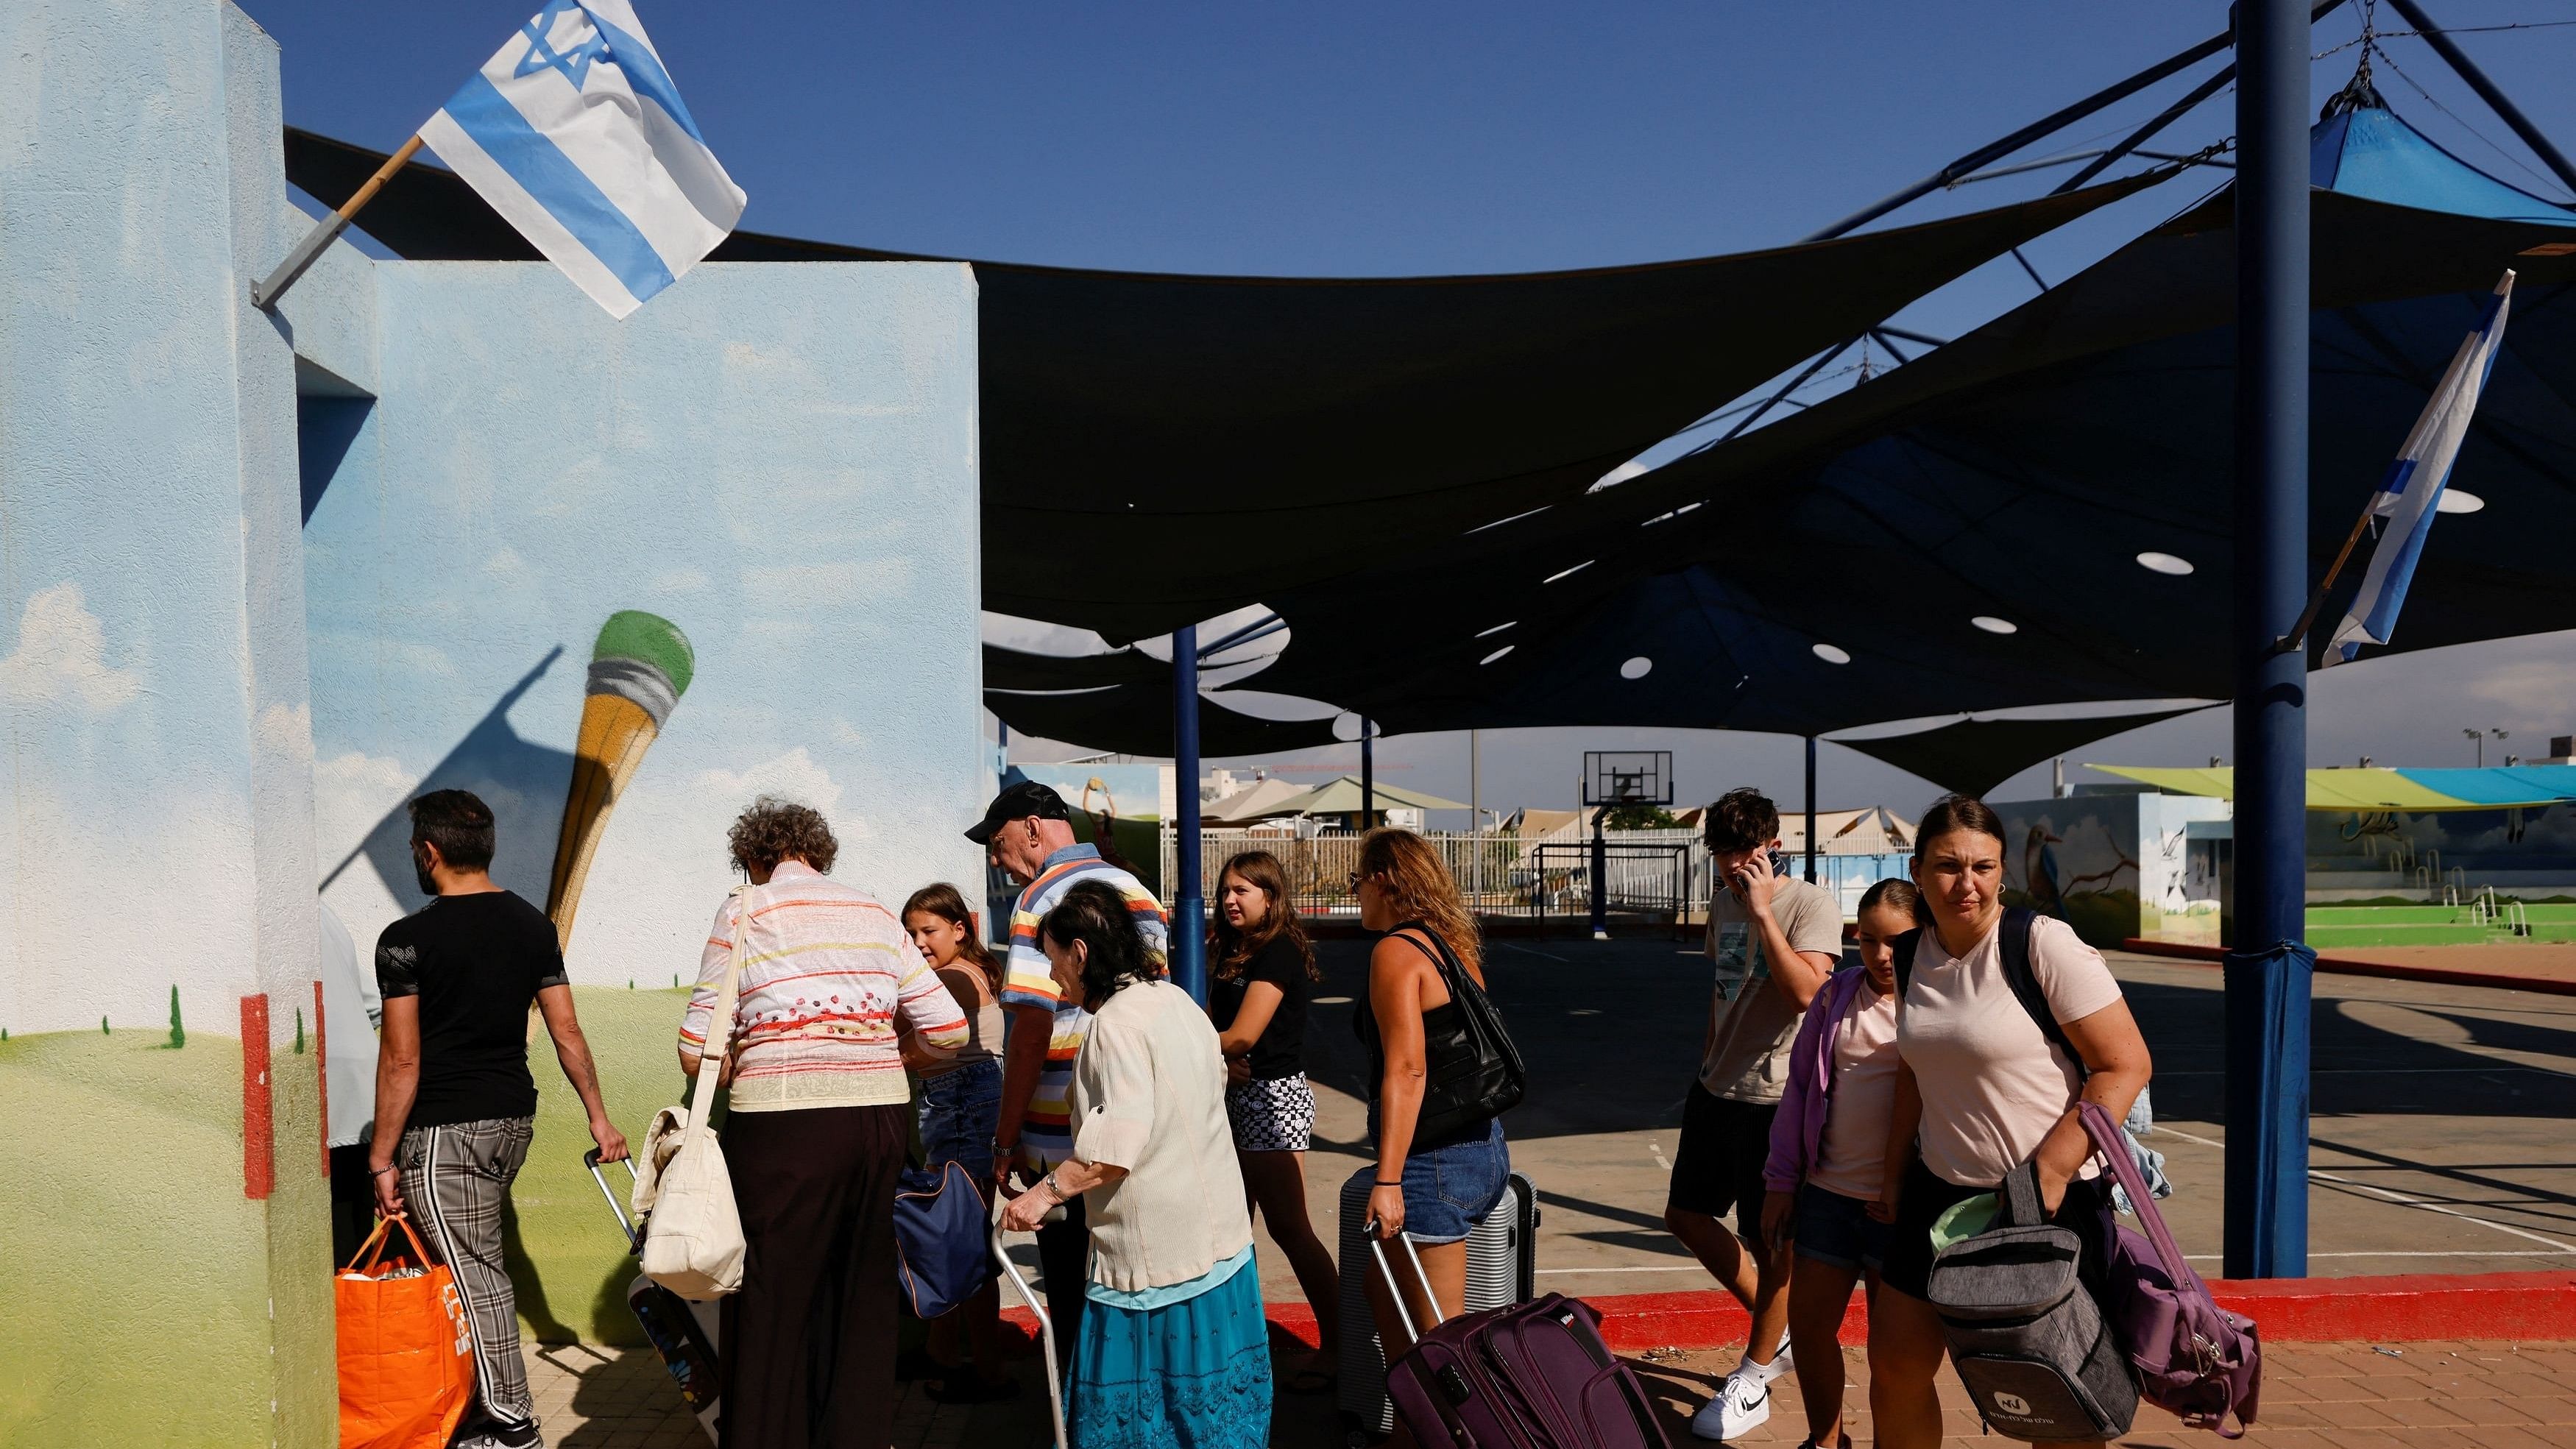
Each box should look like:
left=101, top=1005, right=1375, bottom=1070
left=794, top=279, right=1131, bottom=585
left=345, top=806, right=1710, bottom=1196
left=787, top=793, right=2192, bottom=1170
left=1581, top=1275, right=2576, bottom=1348
left=1005, top=1272, right=2576, bottom=1349
left=2209, top=1270, right=2576, bottom=1341
left=2120, top=935, right=2576, bottom=996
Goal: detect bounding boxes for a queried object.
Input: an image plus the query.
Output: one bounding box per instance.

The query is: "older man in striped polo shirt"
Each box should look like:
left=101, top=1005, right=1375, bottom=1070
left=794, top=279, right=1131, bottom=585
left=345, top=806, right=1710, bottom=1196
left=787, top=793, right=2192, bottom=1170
left=969, top=779, right=1170, bottom=1364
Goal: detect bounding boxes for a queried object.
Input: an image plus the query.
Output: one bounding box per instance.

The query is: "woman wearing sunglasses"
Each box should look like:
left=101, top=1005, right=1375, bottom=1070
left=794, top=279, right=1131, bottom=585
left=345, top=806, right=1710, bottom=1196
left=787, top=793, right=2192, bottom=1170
left=1349, top=828, right=1515, bottom=1429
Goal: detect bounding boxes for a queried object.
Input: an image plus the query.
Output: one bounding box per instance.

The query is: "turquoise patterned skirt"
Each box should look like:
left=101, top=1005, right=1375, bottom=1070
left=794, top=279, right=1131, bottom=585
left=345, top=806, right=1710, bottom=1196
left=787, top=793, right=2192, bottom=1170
left=1069, top=1258, right=1271, bottom=1448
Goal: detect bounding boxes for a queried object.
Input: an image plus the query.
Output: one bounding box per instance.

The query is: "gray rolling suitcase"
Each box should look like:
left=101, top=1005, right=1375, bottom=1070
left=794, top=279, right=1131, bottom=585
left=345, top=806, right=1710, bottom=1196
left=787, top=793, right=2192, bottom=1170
left=1334, top=1163, right=1538, bottom=1442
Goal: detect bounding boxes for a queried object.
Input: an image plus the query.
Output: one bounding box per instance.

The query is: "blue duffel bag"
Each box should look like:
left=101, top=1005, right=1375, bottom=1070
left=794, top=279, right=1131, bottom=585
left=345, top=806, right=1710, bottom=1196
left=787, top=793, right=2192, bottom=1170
left=894, top=1161, right=994, bottom=1318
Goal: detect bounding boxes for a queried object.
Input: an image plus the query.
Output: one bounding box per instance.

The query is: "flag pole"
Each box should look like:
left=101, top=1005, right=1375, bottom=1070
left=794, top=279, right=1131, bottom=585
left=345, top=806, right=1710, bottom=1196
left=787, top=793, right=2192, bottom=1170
left=2270, top=495, right=2382, bottom=656
left=251, top=134, right=424, bottom=311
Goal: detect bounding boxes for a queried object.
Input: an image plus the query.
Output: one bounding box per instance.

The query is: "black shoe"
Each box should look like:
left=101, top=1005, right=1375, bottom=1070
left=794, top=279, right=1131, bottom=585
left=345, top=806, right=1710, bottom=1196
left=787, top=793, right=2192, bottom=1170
left=925, top=1373, right=1020, bottom=1404
left=895, top=1345, right=949, bottom=1382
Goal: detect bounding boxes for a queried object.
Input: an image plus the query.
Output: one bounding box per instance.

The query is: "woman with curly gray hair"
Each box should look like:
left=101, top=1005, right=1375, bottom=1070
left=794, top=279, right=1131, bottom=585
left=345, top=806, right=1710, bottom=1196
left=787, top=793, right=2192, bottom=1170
left=675, top=796, right=969, bottom=1448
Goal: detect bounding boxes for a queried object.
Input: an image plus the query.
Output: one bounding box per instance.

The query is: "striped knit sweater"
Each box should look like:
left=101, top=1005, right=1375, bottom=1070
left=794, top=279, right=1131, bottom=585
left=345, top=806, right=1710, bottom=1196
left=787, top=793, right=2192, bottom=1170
left=678, top=862, right=967, bottom=1112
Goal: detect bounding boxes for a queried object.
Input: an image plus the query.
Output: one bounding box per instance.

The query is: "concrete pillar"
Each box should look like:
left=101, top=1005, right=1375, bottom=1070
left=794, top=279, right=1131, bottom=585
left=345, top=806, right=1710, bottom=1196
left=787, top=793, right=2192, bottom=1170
left=0, top=4, right=330, bottom=1443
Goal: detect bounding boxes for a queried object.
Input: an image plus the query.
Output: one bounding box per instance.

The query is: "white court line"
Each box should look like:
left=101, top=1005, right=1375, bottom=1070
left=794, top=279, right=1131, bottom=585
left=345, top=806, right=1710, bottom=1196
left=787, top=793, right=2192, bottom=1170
left=2153, top=1066, right=2572, bottom=1077
left=2155, top=1124, right=2576, bottom=1253
left=2184, top=1250, right=2575, bottom=1261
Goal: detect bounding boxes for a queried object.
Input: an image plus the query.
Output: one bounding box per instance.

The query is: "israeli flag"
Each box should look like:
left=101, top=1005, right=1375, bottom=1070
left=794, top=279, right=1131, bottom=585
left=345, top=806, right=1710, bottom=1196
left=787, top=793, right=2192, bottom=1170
left=418, top=0, right=745, bottom=319
left=2324, top=270, right=2514, bottom=667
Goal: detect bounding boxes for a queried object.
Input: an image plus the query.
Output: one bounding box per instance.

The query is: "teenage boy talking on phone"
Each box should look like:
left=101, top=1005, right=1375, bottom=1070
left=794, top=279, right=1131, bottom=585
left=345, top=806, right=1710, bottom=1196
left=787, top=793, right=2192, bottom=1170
left=1666, top=787, right=1844, bottom=1442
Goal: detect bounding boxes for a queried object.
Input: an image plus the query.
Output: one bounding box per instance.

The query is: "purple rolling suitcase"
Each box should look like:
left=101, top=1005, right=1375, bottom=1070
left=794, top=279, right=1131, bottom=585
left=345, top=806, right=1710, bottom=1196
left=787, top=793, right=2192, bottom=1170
left=1369, top=1233, right=1671, bottom=1449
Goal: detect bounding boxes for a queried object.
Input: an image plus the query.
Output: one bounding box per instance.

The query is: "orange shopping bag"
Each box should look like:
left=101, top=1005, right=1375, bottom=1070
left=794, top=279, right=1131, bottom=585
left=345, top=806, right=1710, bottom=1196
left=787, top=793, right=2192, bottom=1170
left=336, top=1216, right=474, bottom=1449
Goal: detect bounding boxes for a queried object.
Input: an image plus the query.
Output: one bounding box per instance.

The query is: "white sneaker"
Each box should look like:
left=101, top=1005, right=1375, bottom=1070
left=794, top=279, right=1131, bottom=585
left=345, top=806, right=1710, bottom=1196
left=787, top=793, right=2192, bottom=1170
left=1688, top=1368, right=1772, bottom=1442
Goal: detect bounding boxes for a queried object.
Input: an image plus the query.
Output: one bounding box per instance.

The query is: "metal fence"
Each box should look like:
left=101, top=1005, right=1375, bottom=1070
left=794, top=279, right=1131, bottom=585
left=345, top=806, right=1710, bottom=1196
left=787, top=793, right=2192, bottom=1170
left=1167, top=829, right=1533, bottom=918
left=1159, top=826, right=1914, bottom=922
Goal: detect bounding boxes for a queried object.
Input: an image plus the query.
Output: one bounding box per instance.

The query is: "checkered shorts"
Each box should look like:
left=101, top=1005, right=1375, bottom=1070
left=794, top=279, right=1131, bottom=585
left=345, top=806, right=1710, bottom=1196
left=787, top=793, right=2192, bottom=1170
left=1224, top=1072, right=1317, bottom=1153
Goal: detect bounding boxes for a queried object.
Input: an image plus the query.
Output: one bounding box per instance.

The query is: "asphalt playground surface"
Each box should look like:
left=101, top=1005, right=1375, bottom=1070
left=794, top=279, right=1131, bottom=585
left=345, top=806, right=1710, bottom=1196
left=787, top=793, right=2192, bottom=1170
left=1239, top=931, right=2576, bottom=1312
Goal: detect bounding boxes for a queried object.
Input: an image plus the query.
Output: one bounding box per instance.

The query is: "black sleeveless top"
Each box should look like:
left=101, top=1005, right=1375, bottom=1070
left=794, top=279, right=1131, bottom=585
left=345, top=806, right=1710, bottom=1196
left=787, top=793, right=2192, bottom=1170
left=1354, top=925, right=1485, bottom=1152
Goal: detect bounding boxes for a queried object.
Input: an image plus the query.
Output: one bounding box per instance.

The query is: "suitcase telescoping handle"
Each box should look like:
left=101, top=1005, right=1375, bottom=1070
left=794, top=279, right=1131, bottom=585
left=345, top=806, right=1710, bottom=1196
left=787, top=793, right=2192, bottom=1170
left=1365, top=1219, right=1450, bottom=1345
left=992, top=1216, right=1069, bottom=1449
left=584, top=1147, right=642, bottom=1249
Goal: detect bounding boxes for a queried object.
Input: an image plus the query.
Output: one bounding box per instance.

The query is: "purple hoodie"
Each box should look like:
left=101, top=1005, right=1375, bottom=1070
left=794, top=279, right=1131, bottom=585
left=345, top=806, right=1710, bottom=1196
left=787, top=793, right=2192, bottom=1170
left=1761, top=967, right=1887, bottom=1194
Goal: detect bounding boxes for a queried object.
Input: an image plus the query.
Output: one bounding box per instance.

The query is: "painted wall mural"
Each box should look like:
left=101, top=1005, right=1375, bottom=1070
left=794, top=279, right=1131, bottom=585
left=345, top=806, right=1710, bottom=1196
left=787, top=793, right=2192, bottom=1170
left=1990, top=791, right=2232, bottom=949
left=300, top=260, right=986, bottom=1353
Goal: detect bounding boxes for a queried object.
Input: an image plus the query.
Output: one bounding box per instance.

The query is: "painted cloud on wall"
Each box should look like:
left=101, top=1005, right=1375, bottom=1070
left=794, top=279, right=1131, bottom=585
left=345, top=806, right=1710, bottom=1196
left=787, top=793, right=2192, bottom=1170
left=0, top=584, right=141, bottom=714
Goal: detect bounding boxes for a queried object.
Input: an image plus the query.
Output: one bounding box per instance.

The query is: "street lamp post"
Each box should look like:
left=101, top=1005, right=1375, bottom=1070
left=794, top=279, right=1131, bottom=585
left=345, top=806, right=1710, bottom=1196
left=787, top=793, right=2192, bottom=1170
left=2466, top=728, right=2509, bottom=767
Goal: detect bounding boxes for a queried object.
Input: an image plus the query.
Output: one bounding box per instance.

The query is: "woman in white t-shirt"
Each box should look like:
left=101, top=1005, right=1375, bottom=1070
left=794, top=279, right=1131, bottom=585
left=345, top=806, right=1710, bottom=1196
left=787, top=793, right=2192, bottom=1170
left=1869, top=795, right=2154, bottom=1449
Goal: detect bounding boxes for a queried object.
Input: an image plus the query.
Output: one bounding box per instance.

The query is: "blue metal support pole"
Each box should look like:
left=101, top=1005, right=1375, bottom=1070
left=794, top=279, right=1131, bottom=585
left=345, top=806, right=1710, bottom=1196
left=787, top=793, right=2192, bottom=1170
left=2226, top=0, right=2313, bottom=1280
left=1361, top=720, right=1375, bottom=826
left=1805, top=736, right=1820, bottom=884
left=1171, top=625, right=1206, bottom=1005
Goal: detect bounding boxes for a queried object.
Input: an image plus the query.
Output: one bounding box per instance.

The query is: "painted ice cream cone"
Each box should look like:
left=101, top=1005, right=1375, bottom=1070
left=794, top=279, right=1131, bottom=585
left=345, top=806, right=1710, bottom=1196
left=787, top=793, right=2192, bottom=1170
left=546, top=611, right=695, bottom=952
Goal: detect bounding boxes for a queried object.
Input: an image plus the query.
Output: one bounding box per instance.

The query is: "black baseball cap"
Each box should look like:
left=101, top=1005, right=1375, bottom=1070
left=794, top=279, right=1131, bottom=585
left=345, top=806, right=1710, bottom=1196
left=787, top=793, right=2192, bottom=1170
left=965, top=779, right=1072, bottom=845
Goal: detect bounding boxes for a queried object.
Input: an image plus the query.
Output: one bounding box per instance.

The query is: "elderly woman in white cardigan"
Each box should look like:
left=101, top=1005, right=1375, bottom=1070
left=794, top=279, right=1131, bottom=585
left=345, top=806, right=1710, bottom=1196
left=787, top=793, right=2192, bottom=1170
left=1002, top=879, right=1270, bottom=1449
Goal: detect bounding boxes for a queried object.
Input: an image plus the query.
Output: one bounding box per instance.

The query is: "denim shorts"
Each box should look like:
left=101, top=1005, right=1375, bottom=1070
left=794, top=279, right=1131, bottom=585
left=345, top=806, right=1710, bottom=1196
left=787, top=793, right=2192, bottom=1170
left=918, top=1057, right=1002, bottom=1180
left=1793, top=1182, right=1892, bottom=1272
left=1392, top=1116, right=1510, bottom=1245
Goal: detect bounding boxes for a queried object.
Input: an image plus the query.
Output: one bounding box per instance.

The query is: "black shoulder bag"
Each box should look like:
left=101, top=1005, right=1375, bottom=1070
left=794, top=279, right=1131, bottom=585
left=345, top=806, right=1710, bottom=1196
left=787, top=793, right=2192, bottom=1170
left=1386, top=924, right=1526, bottom=1143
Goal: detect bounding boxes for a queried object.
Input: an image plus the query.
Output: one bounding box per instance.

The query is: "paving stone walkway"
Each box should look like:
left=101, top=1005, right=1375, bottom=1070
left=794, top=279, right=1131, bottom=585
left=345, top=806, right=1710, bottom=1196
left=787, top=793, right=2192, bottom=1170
left=526, top=1336, right=2576, bottom=1446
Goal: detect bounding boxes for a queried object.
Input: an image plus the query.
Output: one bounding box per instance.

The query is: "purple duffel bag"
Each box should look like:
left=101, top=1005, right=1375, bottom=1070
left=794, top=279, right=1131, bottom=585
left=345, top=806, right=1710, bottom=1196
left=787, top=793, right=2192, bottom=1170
left=2081, top=1101, right=2261, bottom=1437
left=1370, top=1233, right=1671, bottom=1449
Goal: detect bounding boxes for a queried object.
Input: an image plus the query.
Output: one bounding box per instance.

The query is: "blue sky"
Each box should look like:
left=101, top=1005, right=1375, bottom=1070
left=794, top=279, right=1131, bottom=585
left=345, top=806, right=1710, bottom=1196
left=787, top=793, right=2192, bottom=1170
left=244, top=0, right=2576, bottom=816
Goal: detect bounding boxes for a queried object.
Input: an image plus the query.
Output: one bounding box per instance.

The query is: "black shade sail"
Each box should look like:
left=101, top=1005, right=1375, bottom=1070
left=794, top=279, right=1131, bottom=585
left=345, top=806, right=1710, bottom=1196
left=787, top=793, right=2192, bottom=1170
left=983, top=643, right=1172, bottom=692
left=1830, top=707, right=2215, bottom=798
left=1244, top=179, right=2576, bottom=739
left=986, top=684, right=1340, bottom=759
left=285, top=127, right=2170, bottom=641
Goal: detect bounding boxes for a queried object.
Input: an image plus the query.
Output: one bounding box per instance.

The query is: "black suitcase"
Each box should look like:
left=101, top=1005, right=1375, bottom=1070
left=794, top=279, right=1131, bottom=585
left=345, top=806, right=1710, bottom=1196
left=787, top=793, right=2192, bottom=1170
left=1334, top=1163, right=1538, bottom=1442
left=587, top=1149, right=722, bottom=1442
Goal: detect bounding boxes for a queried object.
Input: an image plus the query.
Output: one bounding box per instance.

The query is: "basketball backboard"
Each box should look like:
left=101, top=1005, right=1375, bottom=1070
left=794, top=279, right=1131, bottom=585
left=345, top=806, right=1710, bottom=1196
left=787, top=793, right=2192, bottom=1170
left=1582, top=751, right=1674, bottom=807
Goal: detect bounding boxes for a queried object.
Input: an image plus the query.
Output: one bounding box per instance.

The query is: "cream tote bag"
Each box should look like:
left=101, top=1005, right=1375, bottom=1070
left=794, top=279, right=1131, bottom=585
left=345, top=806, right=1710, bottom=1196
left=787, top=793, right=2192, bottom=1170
left=632, top=885, right=749, bottom=1300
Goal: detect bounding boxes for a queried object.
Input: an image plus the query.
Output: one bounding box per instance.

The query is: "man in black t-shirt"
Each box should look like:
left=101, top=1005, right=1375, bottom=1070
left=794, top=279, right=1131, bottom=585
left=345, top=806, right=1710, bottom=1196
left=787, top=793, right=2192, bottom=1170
left=366, top=790, right=626, bottom=1449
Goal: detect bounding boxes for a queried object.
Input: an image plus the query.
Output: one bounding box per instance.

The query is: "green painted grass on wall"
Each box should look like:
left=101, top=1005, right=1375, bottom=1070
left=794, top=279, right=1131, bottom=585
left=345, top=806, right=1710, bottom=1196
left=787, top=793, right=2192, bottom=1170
left=0, top=1031, right=272, bottom=1445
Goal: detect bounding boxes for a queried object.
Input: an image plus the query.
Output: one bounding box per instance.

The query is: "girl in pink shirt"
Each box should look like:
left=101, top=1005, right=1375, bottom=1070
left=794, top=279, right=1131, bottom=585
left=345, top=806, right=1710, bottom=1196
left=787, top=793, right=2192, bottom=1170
left=1760, top=878, right=1918, bottom=1449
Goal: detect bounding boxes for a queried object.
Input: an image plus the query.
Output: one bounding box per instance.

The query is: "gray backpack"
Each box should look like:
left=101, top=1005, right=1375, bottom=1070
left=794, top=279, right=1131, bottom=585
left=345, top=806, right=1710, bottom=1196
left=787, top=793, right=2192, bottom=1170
left=1924, top=1161, right=2139, bottom=1442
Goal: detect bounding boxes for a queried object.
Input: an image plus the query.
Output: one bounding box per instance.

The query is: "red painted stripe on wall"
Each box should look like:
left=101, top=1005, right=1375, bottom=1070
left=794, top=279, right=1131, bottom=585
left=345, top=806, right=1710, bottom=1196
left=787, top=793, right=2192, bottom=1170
left=314, top=980, right=330, bottom=1178
left=241, top=994, right=273, bottom=1200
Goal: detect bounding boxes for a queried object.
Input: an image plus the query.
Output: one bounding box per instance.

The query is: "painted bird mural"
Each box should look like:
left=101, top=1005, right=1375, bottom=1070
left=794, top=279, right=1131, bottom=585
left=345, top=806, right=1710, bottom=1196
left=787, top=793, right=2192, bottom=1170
left=2025, top=826, right=2068, bottom=919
